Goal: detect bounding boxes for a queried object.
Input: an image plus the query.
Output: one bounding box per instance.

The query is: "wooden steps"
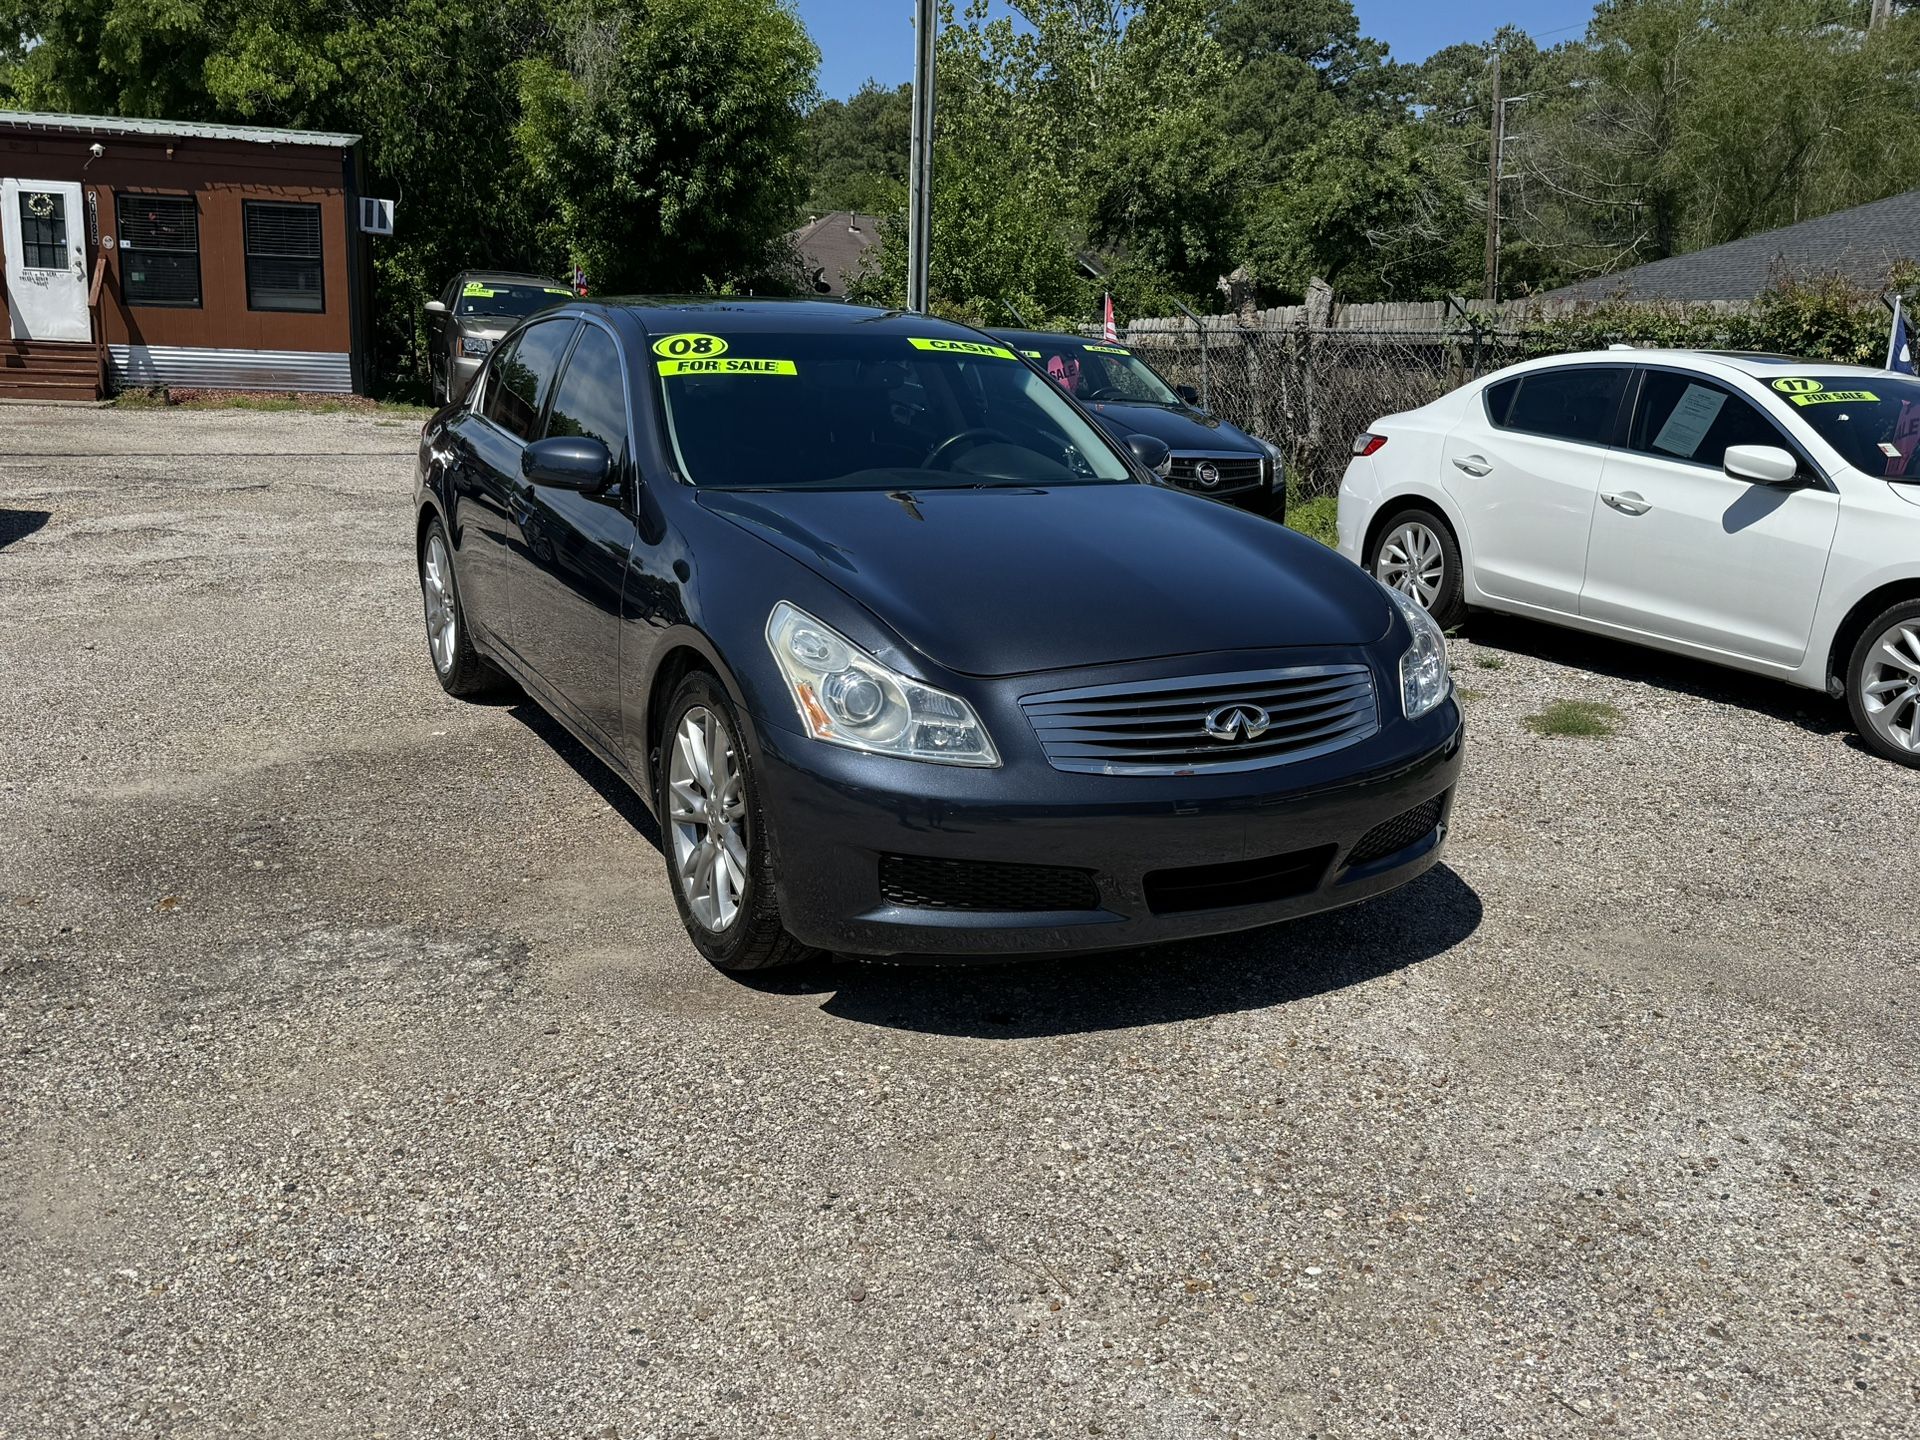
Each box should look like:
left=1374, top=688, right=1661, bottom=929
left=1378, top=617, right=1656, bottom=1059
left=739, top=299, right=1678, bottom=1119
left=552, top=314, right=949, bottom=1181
left=0, top=338, right=105, bottom=402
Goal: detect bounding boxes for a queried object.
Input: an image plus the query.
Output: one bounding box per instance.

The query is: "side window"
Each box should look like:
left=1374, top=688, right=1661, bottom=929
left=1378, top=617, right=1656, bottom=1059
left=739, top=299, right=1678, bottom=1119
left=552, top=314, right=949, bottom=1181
left=544, top=326, right=630, bottom=463
left=1498, top=367, right=1630, bottom=446
left=481, top=319, right=577, bottom=442
left=1483, top=377, right=1520, bottom=426
left=1629, top=370, right=1790, bottom=469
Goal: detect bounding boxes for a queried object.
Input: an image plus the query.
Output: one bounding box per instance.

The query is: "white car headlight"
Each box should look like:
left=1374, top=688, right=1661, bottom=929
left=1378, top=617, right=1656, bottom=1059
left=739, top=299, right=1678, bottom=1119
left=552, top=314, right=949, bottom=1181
left=766, top=602, right=1000, bottom=767
left=1381, top=583, right=1450, bottom=719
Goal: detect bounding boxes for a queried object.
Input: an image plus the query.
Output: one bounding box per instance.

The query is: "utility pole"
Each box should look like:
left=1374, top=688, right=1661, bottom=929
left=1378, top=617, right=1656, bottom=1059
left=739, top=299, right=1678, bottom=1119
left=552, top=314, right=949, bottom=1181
left=1871, top=0, right=1893, bottom=30
left=1484, top=48, right=1503, bottom=302
left=905, top=0, right=937, bottom=313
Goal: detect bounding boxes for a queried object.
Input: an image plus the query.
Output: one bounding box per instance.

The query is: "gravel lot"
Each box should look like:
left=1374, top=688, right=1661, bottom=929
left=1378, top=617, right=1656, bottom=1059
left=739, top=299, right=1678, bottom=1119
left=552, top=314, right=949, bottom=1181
left=1, top=404, right=1915, bottom=1438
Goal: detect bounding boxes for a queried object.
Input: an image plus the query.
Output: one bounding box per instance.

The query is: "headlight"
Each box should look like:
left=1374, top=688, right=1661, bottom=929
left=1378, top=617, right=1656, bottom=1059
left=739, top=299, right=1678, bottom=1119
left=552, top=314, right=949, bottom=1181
left=1381, top=583, right=1450, bottom=719
left=460, top=336, right=493, bottom=358
left=765, top=602, right=1000, bottom=767
left=1252, top=436, right=1285, bottom=485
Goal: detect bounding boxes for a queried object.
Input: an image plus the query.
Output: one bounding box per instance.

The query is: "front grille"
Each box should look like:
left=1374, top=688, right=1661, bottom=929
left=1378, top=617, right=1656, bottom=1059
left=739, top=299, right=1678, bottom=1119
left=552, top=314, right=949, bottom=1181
left=1347, top=793, right=1448, bottom=868
left=1021, top=666, right=1379, bottom=776
left=878, top=854, right=1100, bottom=913
left=1167, top=452, right=1263, bottom=494
left=1143, top=844, right=1335, bottom=914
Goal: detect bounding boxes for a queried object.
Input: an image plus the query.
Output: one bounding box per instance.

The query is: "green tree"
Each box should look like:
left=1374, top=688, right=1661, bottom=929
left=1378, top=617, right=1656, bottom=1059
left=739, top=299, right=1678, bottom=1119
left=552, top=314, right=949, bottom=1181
left=515, top=0, right=819, bottom=294
left=802, top=80, right=911, bottom=215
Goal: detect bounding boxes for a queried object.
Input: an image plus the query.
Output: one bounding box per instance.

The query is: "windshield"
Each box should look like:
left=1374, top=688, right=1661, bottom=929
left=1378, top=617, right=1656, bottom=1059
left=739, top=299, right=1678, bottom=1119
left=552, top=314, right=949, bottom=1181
left=1015, top=340, right=1182, bottom=406
left=456, top=280, right=572, bottom=319
left=1770, top=373, right=1920, bottom=481
left=655, top=331, right=1136, bottom=489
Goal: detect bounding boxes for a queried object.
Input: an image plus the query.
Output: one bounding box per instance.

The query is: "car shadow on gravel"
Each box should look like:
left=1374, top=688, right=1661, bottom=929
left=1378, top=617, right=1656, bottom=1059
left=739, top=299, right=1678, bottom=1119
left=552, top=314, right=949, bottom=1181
left=749, top=866, right=1481, bottom=1038
left=1464, top=611, right=1854, bottom=739
left=509, top=701, right=662, bottom=850
left=0, top=507, right=51, bottom=550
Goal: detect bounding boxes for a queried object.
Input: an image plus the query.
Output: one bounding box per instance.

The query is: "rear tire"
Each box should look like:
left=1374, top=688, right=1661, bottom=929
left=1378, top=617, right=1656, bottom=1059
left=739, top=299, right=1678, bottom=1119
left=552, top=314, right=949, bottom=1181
left=418, top=517, right=509, bottom=699
left=656, top=672, right=819, bottom=972
left=1368, top=506, right=1466, bottom=630
left=1845, top=598, right=1920, bottom=768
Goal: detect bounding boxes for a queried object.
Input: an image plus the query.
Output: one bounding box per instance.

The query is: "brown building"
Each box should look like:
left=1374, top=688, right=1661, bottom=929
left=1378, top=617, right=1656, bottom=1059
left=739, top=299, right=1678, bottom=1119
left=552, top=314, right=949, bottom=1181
left=0, top=110, right=375, bottom=400
left=788, top=211, right=882, bottom=297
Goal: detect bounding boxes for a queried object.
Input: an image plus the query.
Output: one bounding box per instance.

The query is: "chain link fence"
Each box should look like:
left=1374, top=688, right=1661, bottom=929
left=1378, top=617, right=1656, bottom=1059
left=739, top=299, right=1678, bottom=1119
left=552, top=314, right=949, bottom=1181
left=1115, top=322, right=1532, bottom=499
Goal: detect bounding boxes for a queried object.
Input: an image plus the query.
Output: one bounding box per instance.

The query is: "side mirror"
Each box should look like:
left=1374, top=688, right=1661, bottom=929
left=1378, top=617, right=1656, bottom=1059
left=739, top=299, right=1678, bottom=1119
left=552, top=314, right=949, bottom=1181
left=1724, top=444, right=1799, bottom=485
left=424, top=299, right=448, bottom=315
left=1124, top=433, right=1172, bottom=477
left=522, top=435, right=612, bottom=491
left=1175, top=383, right=1201, bottom=406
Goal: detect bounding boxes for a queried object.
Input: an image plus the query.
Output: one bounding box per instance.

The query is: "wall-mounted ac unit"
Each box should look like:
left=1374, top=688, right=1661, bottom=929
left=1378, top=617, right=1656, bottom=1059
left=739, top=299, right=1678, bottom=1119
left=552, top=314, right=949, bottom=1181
left=359, top=197, right=396, bottom=236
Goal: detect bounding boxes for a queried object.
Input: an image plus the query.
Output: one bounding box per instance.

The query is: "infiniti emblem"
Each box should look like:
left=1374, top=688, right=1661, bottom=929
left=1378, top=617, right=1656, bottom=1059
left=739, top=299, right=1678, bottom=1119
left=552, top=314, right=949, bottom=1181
left=1195, top=460, right=1222, bottom=488
left=1204, top=704, right=1272, bottom=742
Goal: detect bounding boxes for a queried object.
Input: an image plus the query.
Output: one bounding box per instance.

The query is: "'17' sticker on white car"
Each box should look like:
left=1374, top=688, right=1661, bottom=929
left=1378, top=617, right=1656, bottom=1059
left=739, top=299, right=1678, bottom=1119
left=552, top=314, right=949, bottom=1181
left=1772, top=376, right=1881, bottom=406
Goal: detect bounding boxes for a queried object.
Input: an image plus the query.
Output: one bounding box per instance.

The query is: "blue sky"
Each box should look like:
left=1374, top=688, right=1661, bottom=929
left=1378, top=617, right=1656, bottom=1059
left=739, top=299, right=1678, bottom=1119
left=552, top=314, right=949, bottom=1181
left=795, top=0, right=1598, bottom=99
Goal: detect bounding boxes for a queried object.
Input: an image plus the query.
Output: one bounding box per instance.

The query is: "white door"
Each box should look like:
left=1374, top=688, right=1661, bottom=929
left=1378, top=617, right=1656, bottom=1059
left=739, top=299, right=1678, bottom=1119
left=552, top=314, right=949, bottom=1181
left=2, top=178, right=89, bottom=342
left=1442, top=364, right=1633, bottom=614
left=1580, top=370, right=1838, bottom=667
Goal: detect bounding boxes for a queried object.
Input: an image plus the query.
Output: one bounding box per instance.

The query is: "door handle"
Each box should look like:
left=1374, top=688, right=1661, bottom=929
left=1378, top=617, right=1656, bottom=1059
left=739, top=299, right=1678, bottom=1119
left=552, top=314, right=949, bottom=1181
left=1602, top=491, right=1651, bottom=516
left=1452, top=455, right=1491, bottom=477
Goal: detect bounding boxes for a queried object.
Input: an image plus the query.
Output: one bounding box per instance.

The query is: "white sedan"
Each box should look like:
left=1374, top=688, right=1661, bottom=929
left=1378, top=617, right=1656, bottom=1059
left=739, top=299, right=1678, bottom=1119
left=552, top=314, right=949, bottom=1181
left=1337, top=349, right=1920, bottom=766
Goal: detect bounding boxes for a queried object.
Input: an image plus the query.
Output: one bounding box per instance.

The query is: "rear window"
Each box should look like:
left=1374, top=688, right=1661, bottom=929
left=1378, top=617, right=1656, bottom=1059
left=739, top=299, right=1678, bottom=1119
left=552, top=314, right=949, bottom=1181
left=653, top=330, right=1135, bottom=490
left=1762, top=373, right=1920, bottom=481
left=1494, top=367, right=1630, bottom=446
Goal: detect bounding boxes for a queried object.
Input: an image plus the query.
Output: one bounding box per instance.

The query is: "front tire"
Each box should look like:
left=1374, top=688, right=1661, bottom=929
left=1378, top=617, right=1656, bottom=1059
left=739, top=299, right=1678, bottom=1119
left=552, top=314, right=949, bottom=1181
left=1368, top=507, right=1465, bottom=629
left=657, top=672, right=818, bottom=972
left=1846, top=599, right=1920, bottom=768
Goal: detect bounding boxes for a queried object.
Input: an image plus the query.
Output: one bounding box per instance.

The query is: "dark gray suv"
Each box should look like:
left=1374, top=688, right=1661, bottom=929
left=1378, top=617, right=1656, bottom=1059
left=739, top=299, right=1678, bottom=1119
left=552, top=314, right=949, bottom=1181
left=424, top=270, right=570, bottom=403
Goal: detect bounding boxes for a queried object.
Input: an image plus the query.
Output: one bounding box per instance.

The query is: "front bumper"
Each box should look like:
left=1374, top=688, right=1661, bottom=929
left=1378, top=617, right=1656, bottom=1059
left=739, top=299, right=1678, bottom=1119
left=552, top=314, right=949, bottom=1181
left=751, top=697, right=1463, bottom=959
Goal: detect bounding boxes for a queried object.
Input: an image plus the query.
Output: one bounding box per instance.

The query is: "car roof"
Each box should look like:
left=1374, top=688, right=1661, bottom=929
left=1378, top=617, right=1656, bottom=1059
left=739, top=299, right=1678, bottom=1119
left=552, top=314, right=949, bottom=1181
left=1511, top=347, right=1891, bottom=381
left=987, top=328, right=1120, bottom=350
left=589, top=297, right=1003, bottom=342
left=456, top=270, right=564, bottom=286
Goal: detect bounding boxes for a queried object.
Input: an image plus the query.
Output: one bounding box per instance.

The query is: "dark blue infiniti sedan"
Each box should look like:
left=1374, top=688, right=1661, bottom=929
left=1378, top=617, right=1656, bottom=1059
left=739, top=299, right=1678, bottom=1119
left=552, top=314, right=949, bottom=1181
left=413, top=298, right=1463, bottom=970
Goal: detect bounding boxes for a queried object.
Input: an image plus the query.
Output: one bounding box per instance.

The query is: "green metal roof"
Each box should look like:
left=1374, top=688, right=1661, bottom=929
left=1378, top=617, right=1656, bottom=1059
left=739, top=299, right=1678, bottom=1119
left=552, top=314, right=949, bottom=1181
left=0, top=110, right=360, bottom=149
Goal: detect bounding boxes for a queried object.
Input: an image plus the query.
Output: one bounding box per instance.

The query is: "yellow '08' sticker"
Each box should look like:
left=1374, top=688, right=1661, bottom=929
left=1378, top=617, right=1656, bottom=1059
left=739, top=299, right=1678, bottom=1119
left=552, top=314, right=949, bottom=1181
left=1083, top=343, right=1130, bottom=355
left=657, top=357, right=797, bottom=377
left=652, top=332, right=730, bottom=360
left=908, top=337, right=1017, bottom=360
left=1772, top=377, right=1823, bottom=394
left=1790, top=389, right=1878, bottom=406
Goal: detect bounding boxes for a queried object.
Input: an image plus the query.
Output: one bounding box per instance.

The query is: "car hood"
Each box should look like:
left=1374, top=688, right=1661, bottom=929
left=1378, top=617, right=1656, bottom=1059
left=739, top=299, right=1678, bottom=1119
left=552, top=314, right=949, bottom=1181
left=456, top=318, right=513, bottom=343
left=699, top=484, right=1391, bottom=678
left=1081, top=400, right=1262, bottom=454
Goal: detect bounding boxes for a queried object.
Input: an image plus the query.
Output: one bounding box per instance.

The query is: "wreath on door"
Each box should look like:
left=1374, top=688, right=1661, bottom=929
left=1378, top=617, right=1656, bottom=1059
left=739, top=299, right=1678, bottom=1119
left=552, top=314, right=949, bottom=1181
left=25, top=191, right=55, bottom=219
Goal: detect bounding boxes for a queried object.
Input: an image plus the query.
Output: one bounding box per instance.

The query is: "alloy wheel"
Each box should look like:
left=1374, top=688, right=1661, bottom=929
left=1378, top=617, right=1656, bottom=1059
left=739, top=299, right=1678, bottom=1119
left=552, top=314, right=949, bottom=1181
left=1859, top=616, right=1920, bottom=755
left=668, top=706, right=749, bottom=932
left=1377, top=522, right=1445, bottom=610
left=421, top=533, right=458, bottom=676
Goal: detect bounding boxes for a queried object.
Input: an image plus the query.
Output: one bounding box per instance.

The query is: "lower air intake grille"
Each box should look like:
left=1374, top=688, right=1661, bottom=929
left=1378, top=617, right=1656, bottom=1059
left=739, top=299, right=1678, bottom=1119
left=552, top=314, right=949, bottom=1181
left=1021, top=665, right=1379, bottom=775
left=879, top=854, right=1101, bottom=913
left=1347, top=793, right=1447, bottom=868
left=1142, top=844, right=1335, bottom=915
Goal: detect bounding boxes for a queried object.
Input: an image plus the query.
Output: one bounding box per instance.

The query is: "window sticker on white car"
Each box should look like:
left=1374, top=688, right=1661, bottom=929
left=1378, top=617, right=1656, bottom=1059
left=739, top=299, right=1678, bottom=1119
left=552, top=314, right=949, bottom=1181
left=1771, top=377, right=1822, bottom=395
left=1652, top=382, right=1727, bottom=458
left=1789, top=389, right=1879, bottom=407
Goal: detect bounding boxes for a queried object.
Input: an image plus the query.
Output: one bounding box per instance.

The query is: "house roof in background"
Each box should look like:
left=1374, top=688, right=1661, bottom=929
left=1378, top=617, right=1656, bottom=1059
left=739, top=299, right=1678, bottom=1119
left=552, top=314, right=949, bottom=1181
left=0, top=110, right=360, bottom=149
left=1537, top=187, right=1920, bottom=303
left=789, top=212, right=882, bottom=296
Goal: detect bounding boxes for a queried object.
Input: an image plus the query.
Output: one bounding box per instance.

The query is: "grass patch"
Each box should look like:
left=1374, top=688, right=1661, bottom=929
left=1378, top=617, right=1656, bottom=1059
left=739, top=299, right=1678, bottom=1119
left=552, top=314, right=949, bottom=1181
left=1456, top=687, right=1486, bottom=702
left=1524, top=698, right=1623, bottom=738
left=111, top=386, right=430, bottom=419
left=1285, top=488, right=1339, bottom=548
left=1473, top=653, right=1507, bottom=670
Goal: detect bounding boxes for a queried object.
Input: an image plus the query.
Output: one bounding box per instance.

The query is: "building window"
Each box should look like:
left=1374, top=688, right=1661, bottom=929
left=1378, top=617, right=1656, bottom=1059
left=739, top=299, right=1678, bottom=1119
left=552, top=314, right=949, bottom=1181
left=243, top=201, right=325, bottom=312
left=18, top=190, right=69, bottom=270
left=116, top=193, right=201, bottom=308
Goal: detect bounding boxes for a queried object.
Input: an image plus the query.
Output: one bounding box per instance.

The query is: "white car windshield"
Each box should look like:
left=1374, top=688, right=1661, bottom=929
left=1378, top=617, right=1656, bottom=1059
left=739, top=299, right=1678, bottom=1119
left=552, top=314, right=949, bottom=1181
left=1768, top=373, right=1920, bottom=481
